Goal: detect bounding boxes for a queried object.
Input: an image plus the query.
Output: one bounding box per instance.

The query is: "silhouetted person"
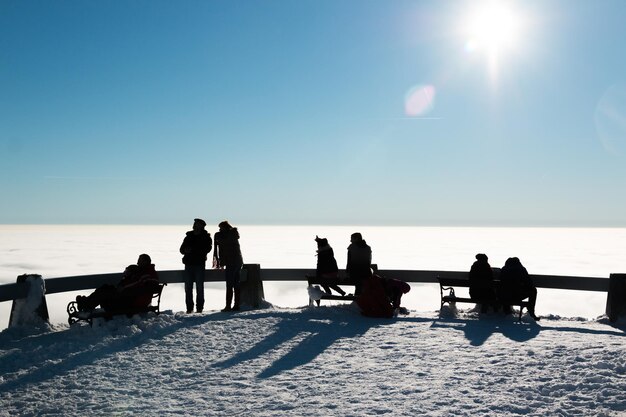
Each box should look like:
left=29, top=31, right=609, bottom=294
left=356, top=270, right=410, bottom=318
left=180, top=218, right=213, bottom=313
left=315, top=236, right=346, bottom=296
left=76, top=254, right=159, bottom=312
left=214, top=221, right=244, bottom=312
left=497, top=257, right=540, bottom=321
left=346, top=232, right=372, bottom=296
left=469, top=253, right=498, bottom=313
left=382, top=276, right=411, bottom=312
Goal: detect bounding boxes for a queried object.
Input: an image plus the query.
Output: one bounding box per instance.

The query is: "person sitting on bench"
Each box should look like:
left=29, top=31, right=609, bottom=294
left=346, top=232, right=372, bottom=296
left=76, top=254, right=160, bottom=312
left=315, top=236, right=346, bottom=296
left=497, top=257, right=540, bottom=321
left=468, top=253, right=499, bottom=313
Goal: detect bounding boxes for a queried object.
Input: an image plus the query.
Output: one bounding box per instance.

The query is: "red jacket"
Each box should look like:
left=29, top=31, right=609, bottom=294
left=356, top=274, right=395, bottom=318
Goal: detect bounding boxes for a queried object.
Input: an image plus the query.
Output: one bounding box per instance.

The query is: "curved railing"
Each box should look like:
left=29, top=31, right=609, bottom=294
left=0, top=266, right=611, bottom=303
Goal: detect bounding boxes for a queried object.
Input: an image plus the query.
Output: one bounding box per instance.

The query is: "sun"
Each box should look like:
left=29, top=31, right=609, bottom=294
left=464, top=1, right=523, bottom=57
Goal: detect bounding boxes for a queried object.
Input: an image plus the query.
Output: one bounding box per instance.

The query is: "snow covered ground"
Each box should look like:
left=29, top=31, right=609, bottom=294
left=1, top=305, right=625, bottom=416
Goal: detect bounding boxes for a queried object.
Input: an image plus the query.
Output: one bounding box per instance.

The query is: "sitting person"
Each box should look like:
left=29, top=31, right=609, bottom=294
left=356, top=270, right=410, bottom=318
left=497, top=257, right=540, bottom=321
left=346, top=232, right=372, bottom=296
left=468, top=253, right=498, bottom=313
left=315, top=236, right=346, bottom=296
left=76, top=254, right=160, bottom=312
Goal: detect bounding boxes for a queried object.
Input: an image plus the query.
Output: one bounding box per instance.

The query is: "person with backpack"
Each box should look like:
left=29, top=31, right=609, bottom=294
left=213, top=221, right=244, bottom=312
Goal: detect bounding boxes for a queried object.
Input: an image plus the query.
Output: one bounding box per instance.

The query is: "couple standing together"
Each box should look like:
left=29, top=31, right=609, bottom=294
left=180, top=218, right=243, bottom=313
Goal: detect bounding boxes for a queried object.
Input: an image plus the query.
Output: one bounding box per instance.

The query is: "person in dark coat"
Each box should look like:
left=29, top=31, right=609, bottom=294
left=356, top=270, right=410, bottom=318
left=180, top=218, right=213, bottom=313
left=76, top=254, right=160, bottom=312
left=315, top=236, right=346, bottom=296
left=213, top=221, right=244, bottom=311
left=497, top=257, right=540, bottom=321
left=468, top=253, right=498, bottom=313
left=346, top=232, right=372, bottom=296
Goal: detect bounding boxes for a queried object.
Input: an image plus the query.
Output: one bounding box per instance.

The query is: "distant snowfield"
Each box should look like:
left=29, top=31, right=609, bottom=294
left=1, top=306, right=625, bottom=416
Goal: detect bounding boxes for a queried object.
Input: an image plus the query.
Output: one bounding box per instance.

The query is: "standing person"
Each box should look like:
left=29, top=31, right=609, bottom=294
left=346, top=232, right=372, bottom=296
left=180, top=218, right=212, bottom=314
left=468, top=253, right=498, bottom=313
left=498, top=257, right=540, bottom=321
left=214, top=221, right=244, bottom=312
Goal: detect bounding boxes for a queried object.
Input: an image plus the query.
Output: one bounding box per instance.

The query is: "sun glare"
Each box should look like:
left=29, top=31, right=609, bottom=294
left=464, top=2, right=523, bottom=56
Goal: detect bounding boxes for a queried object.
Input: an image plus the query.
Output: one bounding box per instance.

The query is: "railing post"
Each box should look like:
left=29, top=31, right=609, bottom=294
left=240, top=264, right=264, bottom=309
left=606, top=273, right=626, bottom=322
left=8, top=274, right=49, bottom=327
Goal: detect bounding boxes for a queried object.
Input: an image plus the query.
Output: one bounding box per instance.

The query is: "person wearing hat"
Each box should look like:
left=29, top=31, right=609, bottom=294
left=315, top=235, right=346, bottom=296
left=180, top=218, right=213, bottom=313
left=346, top=232, right=372, bottom=296
left=213, top=220, right=244, bottom=311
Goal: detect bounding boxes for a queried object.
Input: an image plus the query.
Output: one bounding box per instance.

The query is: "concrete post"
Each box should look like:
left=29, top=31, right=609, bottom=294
left=9, top=274, right=50, bottom=327
left=606, top=273, right=626, bottom=322
left=240, top=264, right=264, bottom=309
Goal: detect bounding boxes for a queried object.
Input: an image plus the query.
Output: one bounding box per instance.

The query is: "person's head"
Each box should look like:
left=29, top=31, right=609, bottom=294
left=193, top=218, right=206, bottom=233
left=475, top=253, right=488, bottom=263
left=124, top=264, right=139, bottom=278
left=505, top=257, right=521, bottom=267
left=315, top=235, right=329, bottom=248
left=137, top=254, right=151, bottom=268
left=219, top=220, right=233, bottom=231
left=350, top=233, right=363, bottom=244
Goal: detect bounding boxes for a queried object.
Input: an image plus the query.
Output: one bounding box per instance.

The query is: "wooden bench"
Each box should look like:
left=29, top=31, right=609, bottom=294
left=438, top=277, right=530, bottom=321
left=67, top=283, right=167, bottom=326
left=306, top=276, right=357, bottom=306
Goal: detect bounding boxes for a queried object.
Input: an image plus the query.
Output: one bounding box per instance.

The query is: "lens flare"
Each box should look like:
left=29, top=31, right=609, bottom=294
left=405, top=85, right=436, bottom=116
left=595, top=83, right=626, bottom=156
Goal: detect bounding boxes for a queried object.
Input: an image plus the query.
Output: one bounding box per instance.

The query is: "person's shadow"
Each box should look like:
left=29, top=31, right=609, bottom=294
left=431, top=313, right=626, bottom=347
left=0, top=310, right=218, bottom=392
left=212, top=307, right=396, bottom=378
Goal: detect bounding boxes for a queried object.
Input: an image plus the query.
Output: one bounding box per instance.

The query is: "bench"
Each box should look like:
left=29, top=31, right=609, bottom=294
left=67, top=283, right=167, bottom=326
left=306, top=276, right=357, bottom=306
left=438, top=277, right=530, bottom=321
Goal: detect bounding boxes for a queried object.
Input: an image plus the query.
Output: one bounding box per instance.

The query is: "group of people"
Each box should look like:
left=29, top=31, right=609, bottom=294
left=75, top=224, right=538, bottom=321
left=179, top=218, right=243, bottom=313
left=76, top=218, right=243, bottom=315
left=315, top=233, right=412, bottom=318
left=469, top=253, right=540, bottom=320
left=76, top=253, right=160, bottom=313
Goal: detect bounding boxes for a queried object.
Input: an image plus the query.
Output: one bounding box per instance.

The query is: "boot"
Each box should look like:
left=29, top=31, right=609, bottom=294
left=222, top=287, right=233, bottom=312
left=528, top=310, right=541, bottom=321
left=233, top=288, right=241, bottom=311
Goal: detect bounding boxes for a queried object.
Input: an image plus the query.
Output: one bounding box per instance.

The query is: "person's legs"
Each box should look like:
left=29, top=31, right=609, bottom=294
left=520, top=287, right=539, bottom=319
left=79, top=284, right=116, bottom=311
left=184, top=265, right=195, bottom=313
left=194, top=264, right=205, bottom=312
left=224, top=264, right=242, bottom=310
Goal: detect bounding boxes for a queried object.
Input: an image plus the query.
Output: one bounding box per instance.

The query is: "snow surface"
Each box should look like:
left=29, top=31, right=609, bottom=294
left=1, top=305, right=625, bottom=416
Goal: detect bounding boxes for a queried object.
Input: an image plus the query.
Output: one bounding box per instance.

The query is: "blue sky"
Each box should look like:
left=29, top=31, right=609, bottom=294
left=1, top=0, right=625, bottom=226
